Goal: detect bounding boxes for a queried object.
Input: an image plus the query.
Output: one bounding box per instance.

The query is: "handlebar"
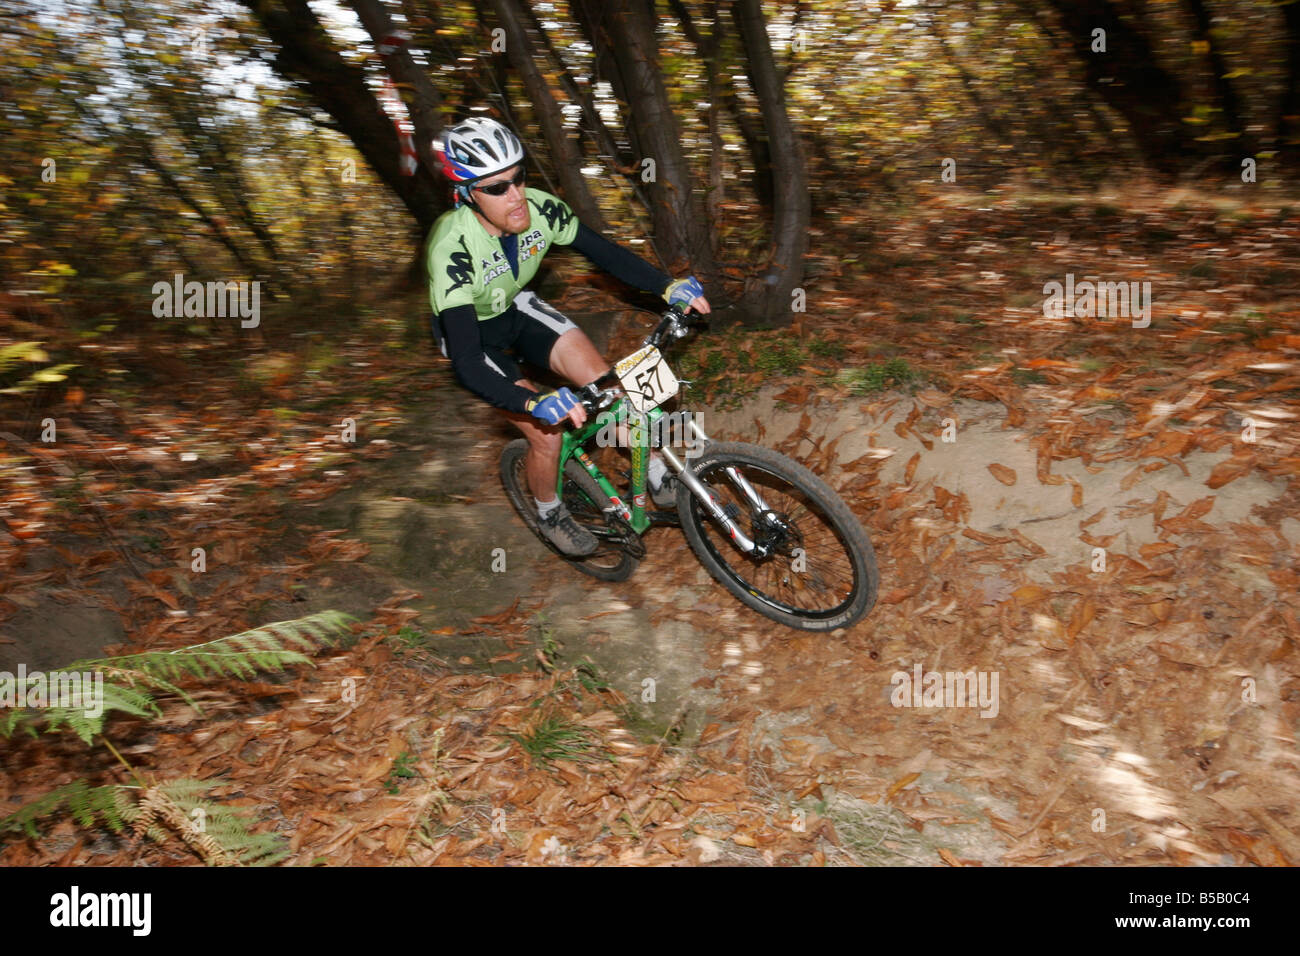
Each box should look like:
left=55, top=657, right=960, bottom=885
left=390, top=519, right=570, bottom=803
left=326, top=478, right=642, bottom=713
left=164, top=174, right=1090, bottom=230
left=573, top=304, right=704, bottom=417
left=644, top=303, right=704, bottom=350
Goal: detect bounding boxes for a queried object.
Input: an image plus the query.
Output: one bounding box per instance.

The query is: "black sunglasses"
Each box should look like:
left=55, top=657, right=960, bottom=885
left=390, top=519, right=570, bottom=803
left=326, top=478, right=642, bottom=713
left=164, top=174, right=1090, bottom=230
left=472, top=168, right=526, bottom=196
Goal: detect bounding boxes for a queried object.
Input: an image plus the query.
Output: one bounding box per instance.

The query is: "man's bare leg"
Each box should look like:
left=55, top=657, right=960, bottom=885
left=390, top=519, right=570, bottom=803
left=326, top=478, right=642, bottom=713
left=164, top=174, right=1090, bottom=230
left=501, top=328, right=669, bottom=502
left=547, top=327, right=673, bottom=495
left=497, top=329, right=607, bottom=499
left=548, top=327, right=610, bottom=387
left=498, top=376, right=599, bottom=555
left=496, top=378, right=563, bottom=502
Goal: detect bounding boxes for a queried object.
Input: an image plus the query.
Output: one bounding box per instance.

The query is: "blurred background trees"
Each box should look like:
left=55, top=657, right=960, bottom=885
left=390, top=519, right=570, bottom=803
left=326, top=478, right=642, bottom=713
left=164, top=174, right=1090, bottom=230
left=3, top=0, right=1298, bottom=338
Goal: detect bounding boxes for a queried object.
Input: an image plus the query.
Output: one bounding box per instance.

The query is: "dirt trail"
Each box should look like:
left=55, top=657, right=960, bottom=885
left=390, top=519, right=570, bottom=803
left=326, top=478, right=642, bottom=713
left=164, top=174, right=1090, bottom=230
left=266, top=376, right=723, bottom=741
left=705, top=390, right=1296, bottom=590
left=656, top=385, right=1299, bottom=864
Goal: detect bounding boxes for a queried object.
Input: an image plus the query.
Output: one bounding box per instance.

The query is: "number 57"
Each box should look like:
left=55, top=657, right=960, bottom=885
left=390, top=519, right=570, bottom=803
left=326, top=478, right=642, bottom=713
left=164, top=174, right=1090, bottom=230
left=635, top=362, right=662, bottom=400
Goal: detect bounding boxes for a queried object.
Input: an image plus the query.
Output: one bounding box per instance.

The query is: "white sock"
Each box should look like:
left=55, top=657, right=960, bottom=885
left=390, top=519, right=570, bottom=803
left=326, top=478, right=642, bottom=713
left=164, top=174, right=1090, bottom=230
left=648, top=454, right=668, bottom=488
left=536, top=497, right=560, bottom=519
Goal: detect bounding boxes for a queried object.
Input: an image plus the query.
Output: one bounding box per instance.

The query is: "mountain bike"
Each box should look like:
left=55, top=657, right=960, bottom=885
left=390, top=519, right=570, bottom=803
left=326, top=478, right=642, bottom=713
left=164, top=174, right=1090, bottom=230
left=499, top=305, right=879, bottom=632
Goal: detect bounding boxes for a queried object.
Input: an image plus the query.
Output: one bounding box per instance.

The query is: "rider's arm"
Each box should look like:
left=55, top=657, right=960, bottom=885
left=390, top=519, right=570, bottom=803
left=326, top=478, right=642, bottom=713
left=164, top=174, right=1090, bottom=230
left=438, top=304, right=536, bottom=413
left=564, top=223, right=673, bottom=298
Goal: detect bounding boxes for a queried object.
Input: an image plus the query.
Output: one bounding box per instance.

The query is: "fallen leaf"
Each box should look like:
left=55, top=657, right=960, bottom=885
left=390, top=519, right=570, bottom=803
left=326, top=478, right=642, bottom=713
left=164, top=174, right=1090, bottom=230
left=963, top=528, right=1011, bottom=545
left=1206, top=456, right=1252, bottom=489
left=1067, top=598, right=1096, bottom=640
left=1141, top=430, right=1191, bottom=459
left=1139, top=542, right=1179, bottom=559
left=885, top=771, right=921, bottom=802
left=987, top=463, right=1017, bottom=486
left=915, top=388, right=951, bottom=408
left=1068, top=477, right=1084, bottom=508
left=1082, top=385, right=1120, bottom=400
left=1010, top=529, right=1045, bottom=556
left=472, top=597, right=521, bottom=626
left=1013, top=584, right=1049, bottom=606
left=904, top=451, right=920, bottom=484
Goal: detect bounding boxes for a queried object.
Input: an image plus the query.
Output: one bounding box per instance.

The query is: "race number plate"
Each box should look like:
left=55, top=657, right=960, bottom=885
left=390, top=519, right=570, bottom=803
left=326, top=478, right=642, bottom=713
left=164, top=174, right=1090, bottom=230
left=614, top=345, right=678, bottom=413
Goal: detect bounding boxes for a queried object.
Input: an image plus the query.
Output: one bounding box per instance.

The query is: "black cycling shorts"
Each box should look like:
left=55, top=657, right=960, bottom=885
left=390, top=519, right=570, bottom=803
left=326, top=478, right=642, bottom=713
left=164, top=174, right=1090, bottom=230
left=432, top=291, right=578, bottom=385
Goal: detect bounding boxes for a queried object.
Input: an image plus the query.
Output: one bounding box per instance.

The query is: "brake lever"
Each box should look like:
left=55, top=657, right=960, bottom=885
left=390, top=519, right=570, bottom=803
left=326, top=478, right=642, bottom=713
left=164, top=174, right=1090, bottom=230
left=576, top=382, right=619, bottom=416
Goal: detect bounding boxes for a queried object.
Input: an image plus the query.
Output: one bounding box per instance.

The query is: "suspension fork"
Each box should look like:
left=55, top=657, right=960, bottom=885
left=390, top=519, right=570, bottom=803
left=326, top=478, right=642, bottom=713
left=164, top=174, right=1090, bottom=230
left=683, top=417, right=774, bottom=512
left=658, top=417, right=774, bottom=555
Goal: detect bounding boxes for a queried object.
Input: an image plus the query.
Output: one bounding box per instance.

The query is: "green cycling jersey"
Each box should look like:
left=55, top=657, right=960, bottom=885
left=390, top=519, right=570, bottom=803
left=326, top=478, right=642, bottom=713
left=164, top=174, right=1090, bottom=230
left=425, top=188, right=580, bottom=321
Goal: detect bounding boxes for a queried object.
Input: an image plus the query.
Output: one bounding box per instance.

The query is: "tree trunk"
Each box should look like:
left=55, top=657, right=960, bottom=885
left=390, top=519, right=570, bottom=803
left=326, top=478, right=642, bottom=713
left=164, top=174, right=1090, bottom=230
left=1182, top=0, right=1256, bottom=162
left=567, top=0, right=669, bottom=266
left=666, top=0, right=724, bottom=247
left=719, top=72, right=775, bottom=213
left=1043, top=0, right=1193, bottom=177
left=571, top=0, right=717, bottom=280
left=731, top=0, right=809, bottom=325
left=668, top=0, right=774, bottom=213
left=350, top=0, right=447, bottom=181
left=568, top=2, right=656, bottom=173
left=520, top=0, right=632, bottom=171
left=488, top=0, right=606, bottom=228
left=239, top=0, right=446, bottom=232
left=705, top=2, right=723, bottom=248
left=1279, top=0, right=1300, bottom=165
left=925, top=6, right=1011, bottom=145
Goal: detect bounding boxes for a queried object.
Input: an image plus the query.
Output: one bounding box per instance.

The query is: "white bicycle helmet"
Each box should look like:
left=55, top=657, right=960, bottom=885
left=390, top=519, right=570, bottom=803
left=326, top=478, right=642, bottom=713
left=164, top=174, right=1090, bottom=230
left=437, top=117, right=526, bottom=202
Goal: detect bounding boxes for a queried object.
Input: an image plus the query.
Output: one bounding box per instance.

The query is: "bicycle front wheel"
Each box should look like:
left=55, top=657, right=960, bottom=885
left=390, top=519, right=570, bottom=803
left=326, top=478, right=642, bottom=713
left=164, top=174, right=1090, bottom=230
left=676, top=442, right=878, bottom=631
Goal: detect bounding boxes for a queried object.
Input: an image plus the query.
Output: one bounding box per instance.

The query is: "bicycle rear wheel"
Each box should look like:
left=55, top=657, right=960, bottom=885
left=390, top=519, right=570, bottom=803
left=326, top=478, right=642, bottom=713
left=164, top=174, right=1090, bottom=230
left=676, top=442, right=878, bottom=631
left=499, top=439, right=639, bottom=582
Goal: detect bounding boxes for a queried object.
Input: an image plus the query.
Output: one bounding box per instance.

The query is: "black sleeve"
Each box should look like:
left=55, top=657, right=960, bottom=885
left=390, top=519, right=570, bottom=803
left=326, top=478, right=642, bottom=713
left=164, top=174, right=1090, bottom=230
left=437, top=304, right=536, bottom=414
left=565, top=223, right=671, bottom=296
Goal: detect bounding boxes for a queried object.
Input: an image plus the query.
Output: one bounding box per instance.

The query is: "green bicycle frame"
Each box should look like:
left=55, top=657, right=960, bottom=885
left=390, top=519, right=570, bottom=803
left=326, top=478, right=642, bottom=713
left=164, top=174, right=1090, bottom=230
left=557, top=396, right=667, bottom=535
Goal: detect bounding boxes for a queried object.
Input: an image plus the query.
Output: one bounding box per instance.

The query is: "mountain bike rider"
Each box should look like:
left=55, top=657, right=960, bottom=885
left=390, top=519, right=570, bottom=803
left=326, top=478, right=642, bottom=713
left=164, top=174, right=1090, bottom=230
left=427, top=117, right=711, bottom=557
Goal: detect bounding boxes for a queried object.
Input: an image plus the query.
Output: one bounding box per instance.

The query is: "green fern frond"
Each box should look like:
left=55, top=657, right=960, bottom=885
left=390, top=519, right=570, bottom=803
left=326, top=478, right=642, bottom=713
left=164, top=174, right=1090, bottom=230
left=3, top=612, right=352, bottom=746
left=0, top=679, right=161, bottom=744
left=1, top=707, right=27, bottom=738
left=137, top=779, right=288, bottom=866
left=73, top=610, right=355, bottom=690
left=0, top=780, right=136, bottom=839
left=40, top=682, right=161, bottom=745
left=97, top=664, right=190, bottom=701
left=2, top=778, right=287, bottom=865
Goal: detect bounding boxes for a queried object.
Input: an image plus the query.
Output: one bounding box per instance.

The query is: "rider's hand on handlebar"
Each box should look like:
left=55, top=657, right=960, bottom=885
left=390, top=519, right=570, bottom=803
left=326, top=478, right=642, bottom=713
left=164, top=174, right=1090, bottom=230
left=665, top=276, right=711, bottom=315
left=564, top=401, right=587, bottom=428
left=525, top=387, right=587, bottom=428
left=686, top=294, right=711, bottom=315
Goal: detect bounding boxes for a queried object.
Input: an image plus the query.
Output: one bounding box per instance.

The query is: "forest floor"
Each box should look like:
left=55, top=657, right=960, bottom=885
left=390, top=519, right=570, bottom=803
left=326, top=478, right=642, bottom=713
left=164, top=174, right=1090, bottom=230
left=1, top=184, right=1298, bottom=865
